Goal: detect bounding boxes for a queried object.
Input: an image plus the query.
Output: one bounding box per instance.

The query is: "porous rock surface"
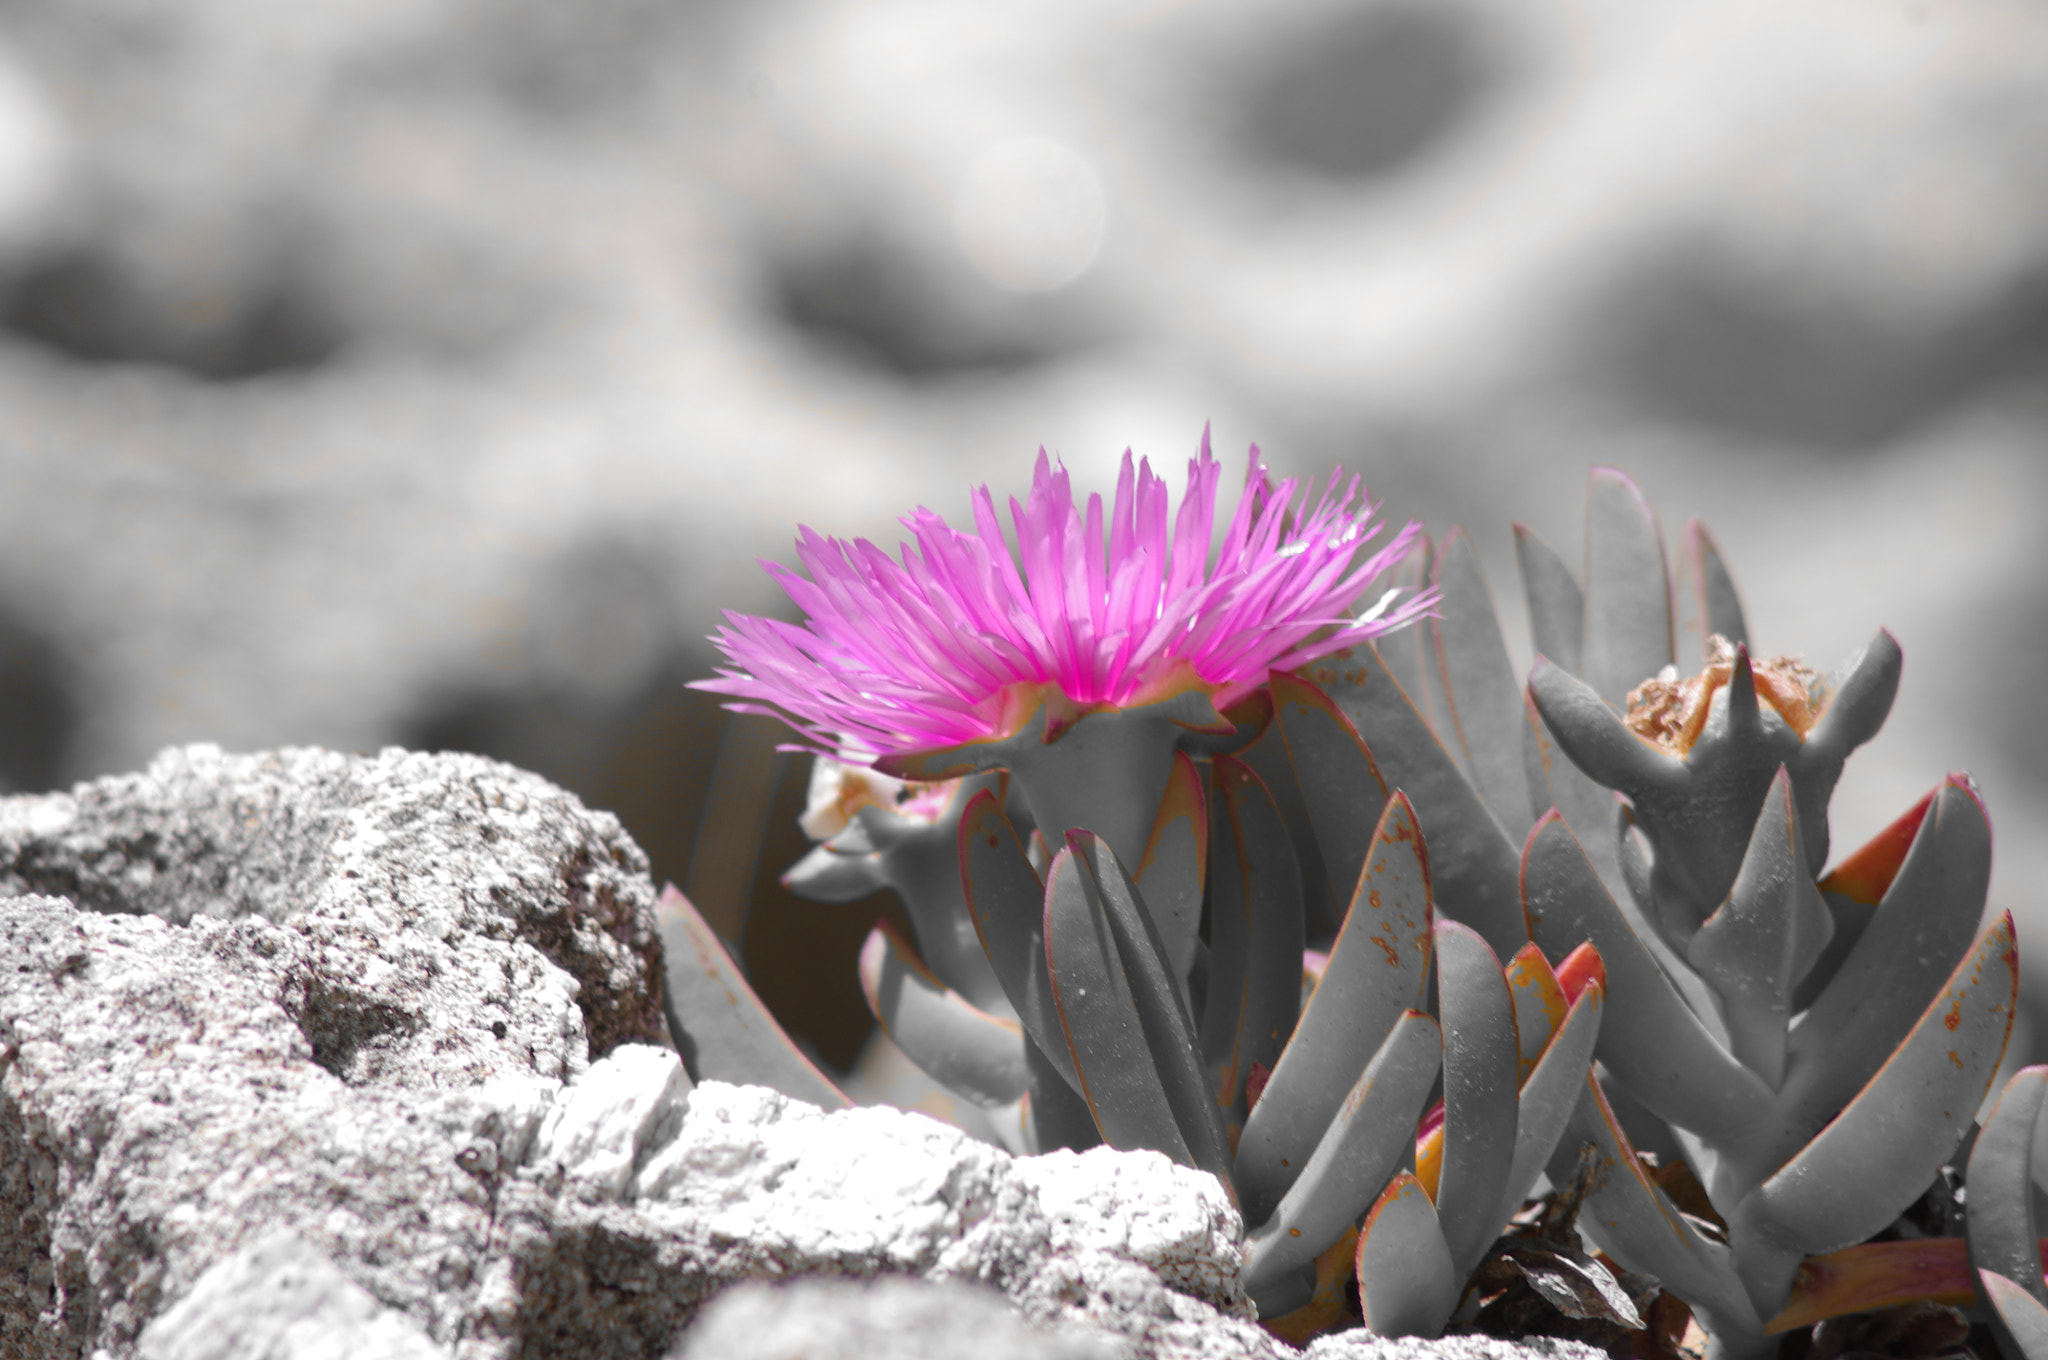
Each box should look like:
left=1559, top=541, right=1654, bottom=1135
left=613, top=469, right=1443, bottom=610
left=666, top=1277, right=1122, bottom=1360
left=0, top=744, right=1594, bottom=1360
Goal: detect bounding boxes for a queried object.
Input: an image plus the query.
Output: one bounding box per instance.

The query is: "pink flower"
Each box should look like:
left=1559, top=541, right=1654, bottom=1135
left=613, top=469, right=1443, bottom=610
left=695, top=429, right=1435, bottom=760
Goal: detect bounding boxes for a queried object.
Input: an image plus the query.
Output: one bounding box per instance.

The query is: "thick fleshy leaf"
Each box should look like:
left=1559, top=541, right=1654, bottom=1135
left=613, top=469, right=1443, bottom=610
left=1505, top=943, right=1568, bottom=1082
left=654, top=885, right=851, bottom=1109
left=781, top=844, right=889, bottom=903
left=1023, top=1029, right=1101, bottom=1153
left=1237, top=794, right=1434, bottom=1221
left=1819, top=785, right=1935, bottom=907
left=1046, top=834, right=1236, bottom=1194
left=1203, top=754, right=1305, bottom=1122
left=858, top=921, right=1027, bottom=1106
left=1497, top=980, right=1604, bottom=1228
left=1514, top=522, right=1583, bottom=677
left=1044, top=845, right=1192, bottom=1165
left=1553, top=942, right=1607, bottom=1002
left=1132, top=751, right=1207, bottom=988
left=1522, top=812, right=1771, bottom=1144
left=1744, top=913, right=2018, bottom=1254
left=1806, top=629, right=1903, bottom=771
left=1982, top=1270, right=2048, bottom=1360
left=1526, top=659, right=1687, bottom=800
left=1678, top=520, right=1748, bottom=662
left=1242, top=1011, right=1442, bottom=1296
left=1076, top=831, right=1236, bottom=1190
left=1302, top=642, right=1528, bottom=959
left=1434, top=921, right=1522, bottom=1277
left=1229, top=687, right=1340, bottom=939
left=959, top=788, right=1078, bottom=1090
left=1520, top=688, right=1626, bottom=900
left=1763, top=1236, right=2041, bottom=1332
left=1551, top=1074, right=1760, bottom=1337
left=1356, top=1173, right=1461, bottom=1339
left=1260, top=1228, right=1365, bottom=1347
left=1579, top=467, right=1672, bottom=708
left=1684, top=768, right=1833, bottom=1089
left=1433, top=528, right=1536, bottom=835
left=1271, top=668, right=1389, bottom=923
left=1785, top=776, right=1994, bottom=1135
left=1377, top=535, right=1445, bottom=741
left=1970, top=1068, right=2048, bottom=1312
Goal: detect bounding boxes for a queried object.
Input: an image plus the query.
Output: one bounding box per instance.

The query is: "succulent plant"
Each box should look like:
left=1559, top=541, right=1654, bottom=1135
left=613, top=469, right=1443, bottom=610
left=670, top=446, right=2023, bottom=1357
left=1298, top=469, right=2015, bottom=1359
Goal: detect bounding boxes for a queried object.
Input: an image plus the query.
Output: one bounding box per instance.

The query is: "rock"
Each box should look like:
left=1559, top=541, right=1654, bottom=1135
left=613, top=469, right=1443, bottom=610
left=0, top=747, right=1275, bottom=1360
left=666, top=1277, right=1120, bottom=1360
left=1302, top=1337, right=1608, bottom=1360
left=136, top=1232, right=448, bottom=1360
left=0, top=744, right=1609, bottom=1360
left=0, top=742, right=669, bottom=1088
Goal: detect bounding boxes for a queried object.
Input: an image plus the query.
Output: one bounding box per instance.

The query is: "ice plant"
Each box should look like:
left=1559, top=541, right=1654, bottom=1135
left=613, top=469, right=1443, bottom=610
left=664, top=454, right=2021, bottom=1357
left=693, top=428, right=1433, bottom=868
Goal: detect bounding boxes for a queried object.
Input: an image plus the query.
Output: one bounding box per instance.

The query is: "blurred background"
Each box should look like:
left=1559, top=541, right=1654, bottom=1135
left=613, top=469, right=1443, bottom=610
left=0, top=0, right=2042, bottom=1086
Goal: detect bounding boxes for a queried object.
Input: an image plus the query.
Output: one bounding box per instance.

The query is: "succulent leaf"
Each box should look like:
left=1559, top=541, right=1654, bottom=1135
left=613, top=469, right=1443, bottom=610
left=1433, top=920, right=1523, bottom=1276
left=1377, top=533, right=1446, bottom=741
left=1045, top=834, right=1237, bottom=1194
left=1432, top=528, right=1536, bottom=833
left=1505, top=942, right=1568, bottom=1081
left=1270, top=668, right=1389, bottom=927
left=1497, top=980, right=1604, bottom=1229
left=1242, top=1010, right=1442, bottom=1302
left=1514, top=521, right=1584, bottom=677
left=654, top=884, right=851, bottom=1109
left=1970, top=1067, right=2048, bottom=1318
left=1743, top=913, right=2018, bottom=1254
left=1261, top=1228, right=1366, bottom=1346
left=1522, top=811, right=1770, bottom=1144
left=958, top=788, right=1080, bottom=1091
left=1521, top=687, right=1626, bottom=895
left=1526, top=658, right=1688, bottom=799
left=1023, top=1026, right=1102, bottom=1153
left=1301, top=643, right=1529, bottom=959
left=1981, top=1270, right=2048, bottom=1360
left=1550, top=1074, right=1760, bottom=1337
left=1766, top=1238, right=1970, bottom=1333
left=1203, top=754, right=1306, bottom=1122
left=1579, top=467, right=1674, bottom=708
left=1683, top=768, right=1834, bottom=1088
left=781, top=844, right=891, bottom=903
left=1786, top=775, right=1994, bottom=1133
left=858, top=920, right=1028, bottom=1106
left=1678, top=519, right=1750, bottom=661
left=1043, top=844, right=1196, bottom=1166
left=1132, top=751, right=1208, bottom=990
left=1228, top=686, right=1341, bottom=939
left=1805, top=629, right=1903, bottom=770
left=1354, top=1172, right=1462, bottom=1338
left=1817, top=783, right=1935, bottom=907
left=1237, top=794, right=1434, bottom=1221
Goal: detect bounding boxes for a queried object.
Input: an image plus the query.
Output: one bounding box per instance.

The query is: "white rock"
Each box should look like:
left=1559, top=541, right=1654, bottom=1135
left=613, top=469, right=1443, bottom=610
left=136, top=1231, right=448, bottom=1360
left=667, top=1277, right=1121, bottom=1360
left=529, top=1044, right=692, bottom=1200
left=1303, top=1336, right=1609, bottom=1360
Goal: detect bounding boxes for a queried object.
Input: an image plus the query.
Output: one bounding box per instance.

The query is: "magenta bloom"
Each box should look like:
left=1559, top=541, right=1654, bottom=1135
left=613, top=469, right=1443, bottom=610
left=697, top=431, right=1435, bottom=760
